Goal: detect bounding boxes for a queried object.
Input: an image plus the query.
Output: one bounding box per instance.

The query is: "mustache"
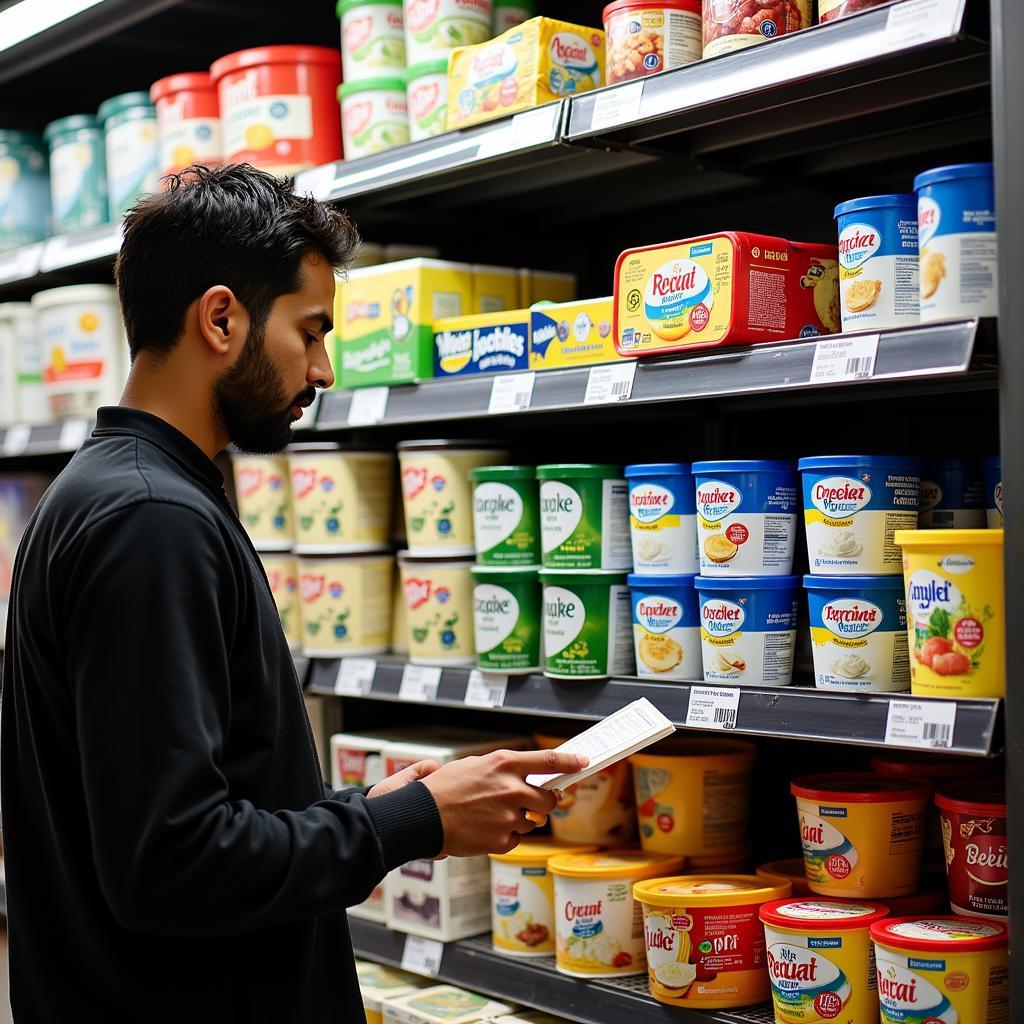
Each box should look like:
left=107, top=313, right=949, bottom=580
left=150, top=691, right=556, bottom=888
left=291, top=386, right=317, bottom=410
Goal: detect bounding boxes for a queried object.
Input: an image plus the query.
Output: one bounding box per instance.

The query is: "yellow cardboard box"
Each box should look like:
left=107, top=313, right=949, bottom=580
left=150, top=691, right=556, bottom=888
left=530, top=297, right=618, bottom=371
left=519, top=268, right=577, bottom=306
left=472, top=265, right=520, bottom=313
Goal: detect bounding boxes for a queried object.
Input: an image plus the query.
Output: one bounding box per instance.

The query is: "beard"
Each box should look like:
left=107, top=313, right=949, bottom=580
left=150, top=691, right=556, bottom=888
left=213, top=319, right=315, bottom=454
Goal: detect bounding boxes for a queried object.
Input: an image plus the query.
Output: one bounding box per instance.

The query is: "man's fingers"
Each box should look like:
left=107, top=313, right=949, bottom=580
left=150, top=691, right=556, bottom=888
left=405, top=759, right=441, bottom=780
left=505, top=748, right=589, bottom=776
left=523, top=810, right=548, bottom=828
left=516, top=784, right=559, bottom=815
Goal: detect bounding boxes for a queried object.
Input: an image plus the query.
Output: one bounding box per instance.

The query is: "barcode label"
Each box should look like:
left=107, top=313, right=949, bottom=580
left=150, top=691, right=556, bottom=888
left=884, top=699, right=957, bottom=750
left=399, top=665, right=442, bottom=703
left=488, top=372, right=535, bottom=415
left=685, top=686, right=741, bottom=731
left=464, top=670, right=509, bottom=708
left=401, top=935, right=444, bottom=977
left=845, top=357, right=874, bottom=377
left=335, top=658, right=376, bottom=697
left=584, top=362, right=637, bottom=405
left=809, top=334, right=879, bottom=385
left=923, top=721, right=952, bottom=743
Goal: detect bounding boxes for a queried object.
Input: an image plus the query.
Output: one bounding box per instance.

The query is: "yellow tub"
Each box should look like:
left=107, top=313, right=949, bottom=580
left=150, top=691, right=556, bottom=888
left=287, top=445, right=394, bottom=553
left=397, top=440, right=507, bottom=556
left=356, top=961, right=425, bottom=1024
left=635, top=875, right=792, bottom=1010
left=232, top=454, right=293, bottom=550
left=629, top=738, right=756, bottom=857
left=791, top=773, right=931, bottom=899
left=297, top=554, right=393, bottom=657
left=398, top=553, right=476, bottom=665
left=550, top=851, right=685, bottom=978
left=871, top=916, right=1008, bottom=1024
left=756, top=859, right=813, bottom=898
left=490, top=838, right=598, bottom=958
left=895, top=529, right=1005, bottom=699
left=259, top=553, right=301, bottom=651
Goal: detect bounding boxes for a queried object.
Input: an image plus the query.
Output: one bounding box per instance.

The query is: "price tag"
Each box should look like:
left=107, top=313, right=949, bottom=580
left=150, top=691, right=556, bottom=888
left=809, top=334, right=879, bottom=385
left=401, top=935, right=444, bottom=977
left=584, top=361, right=637, bottom=405
left=885, top=0, right=963, bottom=50
left=335, top=658, right=376, bottom=697
left=464, top=670, right=509, bottom=708
left=399, top=665, right=442, bottom=703
left=58, top=418, right=90, bottom=451
left=347, top=386, right=389, bottom=426
left=590, top=81, right=644, bottom=132
left=685, top=686, right=741, bottom=731
left=2, top=424, right=31, bottom=457
left=488, top=372, right=535, bottom=415
left=884, top=699, right=957, bottom=750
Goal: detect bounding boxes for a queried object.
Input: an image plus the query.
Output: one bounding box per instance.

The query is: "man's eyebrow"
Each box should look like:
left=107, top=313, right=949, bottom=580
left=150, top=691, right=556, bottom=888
left=303, top=310, right=333, bottom=334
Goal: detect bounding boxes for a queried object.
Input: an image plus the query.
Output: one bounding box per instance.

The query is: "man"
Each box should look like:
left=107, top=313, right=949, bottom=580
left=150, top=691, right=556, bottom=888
left=0, top=164, right=585, bottom=1022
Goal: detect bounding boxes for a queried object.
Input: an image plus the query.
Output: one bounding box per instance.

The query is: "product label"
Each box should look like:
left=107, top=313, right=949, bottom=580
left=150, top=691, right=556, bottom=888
left=556, top=876, right=643, bottom=976
left=50, top=137, right=106, bottom=230
left=632, top=590, right=702, bottom=680
left=105, top=116, right=159, bottom=215
left=544, top=583, right=632, bottom=678
left=629, top=479, right=698, bottom=573
left=473, top=482, right=523, bottom=554
left=157, top=115, right=222, bottom=175
left=605, top=7, right=702, bottom=85
left=406, top=0, right=492, bottom=64
left=905, top=567, right=987, bottom=682
left=798, top=810, right=859, bottom=885
left=875, top=949, right=960, bottom=1024
left=698, top=594, right=797, bottom=686
left=39, top=301, right=121, bottom=417
left=766, top=938, right=851, bottom=1022
left=342, top=89, right=410, bottom=158
left=434, top=316, right=529, bottom=376
left=342, top=4, right=406, bottom=73
left=300, top=558, right=391, bottom=656
left=492, top=860, right=555, bottom=955
left=402, top=564, right=474, bottom=661
left=222, top=86, right=313, bottom=158
left=408, top=73, right=448, bottom=139
left=541, top=477, right=631, bottom=570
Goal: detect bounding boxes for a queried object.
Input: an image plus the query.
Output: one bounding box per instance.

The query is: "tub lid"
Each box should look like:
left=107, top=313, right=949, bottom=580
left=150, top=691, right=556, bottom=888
left=934, top=777, right=1006, bottom=815
left=211, top=45, right=342, bottom=81
left=470, top=465, right=536, bottom=481
left=914, top=162, right=993, bottom=190
left=548, top=851, right=684, bottom=880
left=894, top=528, right=1002, bottom=547
left=982, top=455, right=1001, bottom=469
left=791, top=772, right=931, bottom=803
left=0, top=129, right=44, bottom=149
left=871, top=916, right=1008, bottom=952
left=797, top=455, right=922, bottom=471
left=471, top=565, right=540, bottom=579
left=338, top=0, right=402, bottom=15
left=692, top=459, right=793, bottom=474
left=624, top=462, right=692, bottom=476
left=695, top=575, right=800, bottom=590
left=43, top=114, right=99, bottom=140
left=397, top=439, right=505, bottom=452
left=802, top=574, right=905, bottom=591
left=833, top=194, right=917, bottom=219
left=536, top=463, right=622, bottom=479
left=760, top=898, right=890, bottom=930
left=869, top=750, right=993, bottom=782
left=30, top=284, right=119, bottom=309
left=489, top=838, right=598, bottom=864
left=97, top=92, right=155, bottom=122
left=404, top=59, right=451, bottom=81
left=537, top=569, right=629, bottom=584
left=627, top=573, right=697, bottom=588
left=338, top=77, right=407, bottom=98
left=635, top=874, right=790, bottom=907
left=397, top=550, right=475, bottom=566
left=150, top=72, right=214, bottom=104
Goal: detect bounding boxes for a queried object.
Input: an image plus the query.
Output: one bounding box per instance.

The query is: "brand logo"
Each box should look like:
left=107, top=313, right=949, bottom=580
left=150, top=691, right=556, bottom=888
left=645, top=259, right=713, bottom=323
left=406, top=0, right=438, bottom=31
left=637, top=597, right=683, bottom=634
left=963, top=831, right=1009, bottom=885
left=644, top=920, right=677, bottom=952
left=838, top=222, right=881, bottom=270
left=811, top=476, right=871, bottom=517
left=630, top=483, right=675, bottom=524
left=878, top=965, right=919, bottom=1007
left=696, top=480, right=740, bottom=521
left=343, top=99, right=373, bottom=138
left=237, top=468, right=263, bottom=496
left=494, top=881, right=519, bottom=899
left=222, top=69, right=258, bottom=108
left=544, top=585, right=585, bottom=653
left=339, top=749, right=367, bottom=781
left=540, top=481, right=582, bottom=552
left=402, top=465, right=428, bottom=499
left=404, top=577, right=431, bottom=610
left=345, top=300, right=382, bottom=324
left=822, top=599, right=882, bottom=638
left=938, top=554, right=974, bottom=575
left=470, top=43, right=517, bottom=87
left=550, top=32, right=594, bottom=70
left=300, top=573, right=325, bottom=602
left=701, top=598, right=744, bottom=637
left=292, top=467, right=317, bottom=499
left=907, top=570, right=961, bottom=618
left=341, top=337, right=390, bottom=374
left=475, top=591, right=511, bottom=616
left=564, top=899, right=602, bottom=921
left=343, top=14, right=372, bottom=51
left=410, top=80, right=440, bottom=121
left=918, top=196, right=941, bottom=248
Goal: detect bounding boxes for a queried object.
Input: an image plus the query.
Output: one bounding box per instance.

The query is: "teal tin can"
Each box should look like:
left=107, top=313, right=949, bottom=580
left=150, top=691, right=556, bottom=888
left=0, top=131, right=50, bottom=250
left=43, top=114, right=108, bottom=233
left=98, top=91, right=160, bottom=220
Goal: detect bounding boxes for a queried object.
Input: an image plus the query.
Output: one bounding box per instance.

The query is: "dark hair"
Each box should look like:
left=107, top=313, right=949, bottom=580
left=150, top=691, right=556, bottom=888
left=115, top=164, right=358, bottom=360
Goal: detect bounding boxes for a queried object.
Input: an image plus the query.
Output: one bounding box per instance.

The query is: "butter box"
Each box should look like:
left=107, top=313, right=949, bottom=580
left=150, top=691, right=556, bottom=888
left=339, top=258, right=474, bottom=387
left=447, top=17, right=605, bottom=131
left=383, top=985, right=516, bottom=1024
left=518, top=268, right=577, bottom=306
left=473, top=265, right=520, bottom=313
left=529, top=297, right=617, bottom=371
left=434, top=309, right=531, bottom=377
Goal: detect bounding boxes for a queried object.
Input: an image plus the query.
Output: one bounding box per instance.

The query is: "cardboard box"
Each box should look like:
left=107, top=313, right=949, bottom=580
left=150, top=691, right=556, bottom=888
left=434, top=309, right=531, bottom=377
left=529, top=297, right=617, bottom=371
left=472, top=264, right=520, bottom=313
left=383, top=986, right=516, bottom=1024
left=518, top=268, right=577, bottom=306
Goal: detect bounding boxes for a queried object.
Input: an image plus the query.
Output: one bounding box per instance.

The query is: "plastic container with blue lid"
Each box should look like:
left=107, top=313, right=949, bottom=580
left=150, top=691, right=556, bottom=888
left=627, top=572, right=701, bottom=680
left=625, top=463, right=697, bottom=575
left=982, top=455, right=1002, bottom=528
left=915, top=162, right=997, bottom=322
left=834, top=193, right=919, bottom=331
left=798, top=455, right=921, bottom=575
left=695, top=574, right=800, bottom=686
left=919, top=459, right=985, bottom=530
left=692, top=460, right=798, bottom=577
left=804, top=574, right=909, bottom=693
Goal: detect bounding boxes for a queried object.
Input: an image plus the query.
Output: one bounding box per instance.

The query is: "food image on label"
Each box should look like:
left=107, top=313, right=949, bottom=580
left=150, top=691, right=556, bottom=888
left=702, top=0, right=811, bottom=59
left=766, top=940, right=852, bottom=1021
left=627, top=469, right=698, bottom=574
left=629, top=578, right=702, bottom=680
left=798, top=810, right=859, bottom=887
left=491, top=858, right=557, bottom=957
left=604, top=3, right=702, bottom=84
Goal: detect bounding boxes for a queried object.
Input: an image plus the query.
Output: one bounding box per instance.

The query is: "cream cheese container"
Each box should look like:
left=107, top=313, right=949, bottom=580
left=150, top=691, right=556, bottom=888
left=382, top=985, right=515, bottom=1024
left=338, top=77, right=410, bottom=159
left=387, top=855, right=493, bottom=943
left=232, top=454, right=294, bottom=550
left=628, top=573, right=702, bottom=680
left=625, top=462, right=698, bottom=574
left=399, top=552, right=476, bottom=665
left=405, top=59, right=450, bottom=142
left=403, top=0, right=493, bottom=65
left=259, top=553, right=301, bottom=651
left=339, top=0, right=407, bottom=81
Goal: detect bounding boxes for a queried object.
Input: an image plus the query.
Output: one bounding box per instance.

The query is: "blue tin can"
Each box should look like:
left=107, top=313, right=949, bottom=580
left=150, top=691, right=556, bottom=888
left=628, top=572, right=701, bottom=680
left=919, top=459, right=985, bottom=529
left=624, top=462, right=697, bottom=575
left=0, top=131, right=50, bottom=250
left=982, top=455, right=1002, bottom=528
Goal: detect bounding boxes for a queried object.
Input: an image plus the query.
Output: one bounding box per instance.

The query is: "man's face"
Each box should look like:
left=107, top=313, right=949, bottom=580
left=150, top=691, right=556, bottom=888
left=214, top=252, right=336, bottom=454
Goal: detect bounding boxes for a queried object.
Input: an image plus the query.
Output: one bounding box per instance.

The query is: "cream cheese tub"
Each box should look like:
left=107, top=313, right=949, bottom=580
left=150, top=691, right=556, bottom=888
left=550, top=851, right=685, bottom=978
left=232, top=454, right=294, bottom=550
left=259, top=553, right=301, bottom=651
left=403, top=0, right=493, bottom=66
left=895, top=528, right=1005, bottom=699
left=357, top=961, right=426, bottom=1024
left=636, top=875, right=792, bottom=1009
left=490, top=838, right=597, bottom=958
left=628, top=573, right=701, bottom=680
left=625, top=462, right=698, bottom=574
left=539, top=569, right=634, bottom=679
left=298, top=554, right=393, bottom=656
left=399, top=552, right=475, bottom=665
left=287, top=444, right=394, bottom=553
left=756, top=859, right=813, bottom=898
left=398, top=440, right=507, bottom=556
left=471, top=565, right=541, bottom=673
left=471, top=465, right=540, bottom=566
left=799, top=456, right=921, bottom=575
left=630, top=737, right=756, bottom=858
left=792, top=773, right=931, bottom=900
left=382, top=984, right=515, bottom=1024
left=760, top=897, right=890, bottom=1024
left=339, top=0, right=407, bottom=81
left=692, top=460, right=798, bottom=576
left=339, top=77, right=410, bottom=159
left=538, top=464, right=631, bottom=571
left=804, top=574, right=909, bottom=693
left=871, top=916, right=1008, bottom=1024
left=405, top=59, right=450, bottom=142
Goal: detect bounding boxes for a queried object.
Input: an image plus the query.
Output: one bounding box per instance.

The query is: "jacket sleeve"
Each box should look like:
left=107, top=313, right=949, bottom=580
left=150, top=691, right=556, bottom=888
left=62, top=500, right=442, bottom=938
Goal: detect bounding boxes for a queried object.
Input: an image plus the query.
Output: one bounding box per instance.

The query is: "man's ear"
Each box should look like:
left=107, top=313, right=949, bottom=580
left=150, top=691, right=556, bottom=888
left=197, top=285, right=247, bottom=357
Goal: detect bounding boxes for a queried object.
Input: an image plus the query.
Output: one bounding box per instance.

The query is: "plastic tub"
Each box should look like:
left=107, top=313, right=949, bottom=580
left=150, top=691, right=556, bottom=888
left=298, top=554, right=393, bottom=656
left=799, top=456, right=921, bottom=574
left=403, top=0, right=493, bottom=66
left=756, top=859, right=812, bottom=898
left=692, top=460, right=798, bottom=576
left=895, top=528, right=1005, bottom=698
left=382, top=985, right=514, bottom=1023
left=259, top=553, right=301, bottom=651
left=834, top=194, right=919, bottom=331
left=636, top=875, right=792, bottom=1009
left=630, top=737, right=756, bottom=857
left=603, top=0, right=702, bottom=85
left=398, top=440, right=507, bottom=556
left=98, top=91, right=159, bottom=219
left=935, top=779, right=1007, bottom=919
left=982, top=455, right=1002, bottom=527
left=493, top=0, right=535, bottom=33
left=339, top=77, right=410, bottom=160
left=791, top=773, right=931, bottom=899
left=43, top=114, right=108, bottom=232
left=338, top=0, right=406, bottom=81
left=0, top=303, right=46, bottom=425
left=804, top=574, right=909, bottom=692
left=549, top=851, right=685, bottom=978
left=0, top=130, right=49, bottom=249
left=696, top=575, right=800, bottom=686
left=919, top=459, right=985, bottom=529
left=357, top=961, right=424, bottom=1024
left=210, top=45, right=342, bottom=173
left=539, top=569, right=633, bottom=679
left=702, top=0, right=810, bottom=59
left=760, top=897, right=890, bottom=1024
left=398, top=552, right=476, bottom=665
left=871, top=916, right=1008, bottom=1024
left=915, top=162, right=997, bottom=322
left=471, top=565, right=541, bottom=673
left=537, top=464, right=631, bottom=571
left=471, top=465, right=540, bottom=566
left=287, top=444, right=394, bottom=553
left=625, top=462, right=698, bottom=574
left=628, top=572, right=701, bottom=680
left=232, top=454, right=294, bottom=550
left=405, top=59, right=450, bottom=142
left=150, top=71, right=222, bottom=178
left=489, top=838, right=598, bottom=958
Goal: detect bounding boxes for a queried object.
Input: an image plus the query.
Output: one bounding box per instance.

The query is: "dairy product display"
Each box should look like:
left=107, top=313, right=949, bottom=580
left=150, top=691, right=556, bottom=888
left=471, top=565, right=541, bottom=672
left=982, top=456, right=1002, bottom=527
left=528, top=297, right=618, bottom=371
left=339, top=77, right=411, bottom=159
left=259, top=553, right=301, bottom=651
left=0, top=131, right=49, bottom=250
left=403, top=0, right=493, bottom=66
left=43, top=114, right=108, bottom=233
left=339, top=0, right=407, bottom=81
left=98, top=92, right=159, bottom=220
left=919, top=459, right=986, bottom=529
left=471, top=465, right=540, bottom=566
left=603, top=0, right=702, bottom=85
left=382, top=984, right=515, bottom=1024
left=628, top=573, right=701, bottom=680
left=702, top=0, right=811, bottom=59
left=398, top=552, right=476, bottom=665
left=150, top=72, right=222, bottom=178
left=625, top=463, right=698, bottom=574
left=232, top=455, right=294, bottom=550
left=405, top=59, right=450, bottom=141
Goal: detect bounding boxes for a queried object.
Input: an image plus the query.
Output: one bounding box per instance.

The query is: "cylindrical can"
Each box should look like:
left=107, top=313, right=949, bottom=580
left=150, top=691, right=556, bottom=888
left=628, top=573, right=701, bottom=680
left=398, top=551, right=476, bottom=665
left=404, top=59, right=451, bottom=142
left=604, top=0, right=702, bottom=85
left=403, top=0, right=493, bottom=66
left=0, top=130, right=50, bottom=249
left=471, top=465, right=540, bottom=566
left=625, top=462, right=698, bottom=574
left=232, top=454, right=294, bottom=551
left=339, top=77, right=410, bottom=160
left=259, top=553, right=301, bottom=651
left=150, top=72, right=223, bottom=178
left=98, top=91, right=160, bottom=219
left=338, top=0, right=407, bottom=81
left=471, top=565, right=541, bottom=673
left=43, top=114, right=108, bottom=233
left=702, top=0, right=811, bottom=60
left=0, top=303, right=46, bottom=425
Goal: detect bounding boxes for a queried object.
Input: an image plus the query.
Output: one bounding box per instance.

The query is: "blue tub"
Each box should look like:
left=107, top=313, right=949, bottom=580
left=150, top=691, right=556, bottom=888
left=625, top=463, right=697, bottom=575
left=628, top=572, right=701, bottom=681
left=919, top=459, right=985, bottom=529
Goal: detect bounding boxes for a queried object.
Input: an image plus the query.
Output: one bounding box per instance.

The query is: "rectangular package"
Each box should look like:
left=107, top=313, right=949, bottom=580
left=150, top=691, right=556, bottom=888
left=383, top=986, right=516, bottom=1024
left=529, top=297, right=618, bottom=370
left=472, top=264, right=520, bottom=313
left=433, top=309, right=531, bottom=377
left=518, top=268, right=577, bottom=306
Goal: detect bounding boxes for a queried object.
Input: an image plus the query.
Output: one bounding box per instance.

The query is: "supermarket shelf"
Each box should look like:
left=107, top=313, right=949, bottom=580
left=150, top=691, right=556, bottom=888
left=350, top=918, right=774, bottom=1024
left=0, top=223, right=122, bottom=298
left=308, top=657, right=1002, bottom=757
left=317, top=319, right=989, bottom=429
left=0, top=419, right=93, bottom=460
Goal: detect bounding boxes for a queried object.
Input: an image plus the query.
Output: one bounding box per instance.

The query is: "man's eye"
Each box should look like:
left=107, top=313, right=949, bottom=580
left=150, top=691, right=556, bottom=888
left=305, top=333, right=318, bottom=346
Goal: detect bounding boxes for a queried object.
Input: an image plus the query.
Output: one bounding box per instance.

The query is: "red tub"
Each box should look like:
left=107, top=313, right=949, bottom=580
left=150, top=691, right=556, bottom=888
left=150, top=71, right=222, bottom=178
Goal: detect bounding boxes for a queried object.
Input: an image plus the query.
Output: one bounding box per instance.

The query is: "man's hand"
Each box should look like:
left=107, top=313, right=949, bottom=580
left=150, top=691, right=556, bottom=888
left=421, top=748, right=588, bottom=857
left=366, top=759, right=440, bottom=800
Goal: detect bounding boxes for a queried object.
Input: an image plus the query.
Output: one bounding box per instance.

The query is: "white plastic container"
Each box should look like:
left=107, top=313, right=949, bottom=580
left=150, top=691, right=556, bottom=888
left=339, top=77, right=410, bottom=160
left=405, top=60, right=450, bottom=142
left=0, top=304, right=46, bottom=425
left=339, top=0, right=407, bottom=81
left=403, top=0, right=493, bottom=66
left=31, top=285, right=125, bottom=419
